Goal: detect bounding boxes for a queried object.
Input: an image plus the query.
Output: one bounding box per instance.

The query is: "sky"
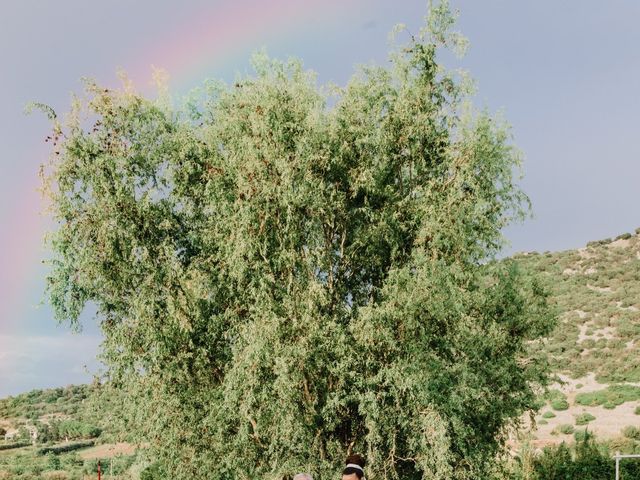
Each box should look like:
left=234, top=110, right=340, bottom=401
left=0, top=0, right=638, bottom=397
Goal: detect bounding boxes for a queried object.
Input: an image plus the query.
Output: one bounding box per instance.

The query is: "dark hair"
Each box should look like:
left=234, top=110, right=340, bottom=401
left=342, top=454, right=366, bottom=478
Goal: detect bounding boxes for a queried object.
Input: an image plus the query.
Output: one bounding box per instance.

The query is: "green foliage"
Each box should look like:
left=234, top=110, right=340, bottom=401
left=553, top=424, right=575, bottom=435
left=575, top=385, right=640, bottom=407
left=551, top=399, right=569, bottom=411
left=622, top=426, right=640, bottom=440
left=46, top=453, right=61, bottom=470
left=140, top=462, right=165, bottom=480
left=575, top=413, right=596, bottom=425
left=0, top=441, right=30, bottom=451
left=635, top=405, right=640, bottom=415
left=0, top=385, right=90, bottom=421
left=37, top=441, right=94, bottom=455
left=41, top=3, right=554, bottom=479
left=616, top=233, right=632, bottom=240
left=573, top=429, right=592, bottom=442
left=542, top=411, right=556, bottom=419
left=529, top=436, right=640, bottom=480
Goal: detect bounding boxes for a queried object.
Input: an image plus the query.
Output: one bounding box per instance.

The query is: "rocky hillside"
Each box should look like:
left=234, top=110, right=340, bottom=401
left=515, top=228, right=640, bottom=447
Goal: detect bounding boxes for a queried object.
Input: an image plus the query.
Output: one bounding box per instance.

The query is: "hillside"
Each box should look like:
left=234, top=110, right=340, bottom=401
left=0, top=385, right=143, bottom=479
left=515, top=228, right=640, bottom=448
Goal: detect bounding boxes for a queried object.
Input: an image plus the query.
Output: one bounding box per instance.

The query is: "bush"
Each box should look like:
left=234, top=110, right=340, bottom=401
left=575, top=413, right=596, bottom=425
left=530, top=435, right=640, bottom=479
left=575, top=385, right=640, bottom=407
left=542, top=411, right=556, bottom=419
left=0, top=442, right=30, bottom=451
left=573, top=429, right=592, bottom=442
left=37, top=440, right=94, bottom=455
left=140, top=462, right=165, bottom=480
left=553, top=424, right=575, bottom=435
left=622, top=426, right=640, bottom=440
left=635, top=405, right=640, bottom=415
left=551, top=399, right=570, bottom=411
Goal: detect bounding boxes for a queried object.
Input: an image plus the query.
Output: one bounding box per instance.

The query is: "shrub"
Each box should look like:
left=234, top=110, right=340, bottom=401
left=615, top=233, right=632, bottom=240
left=573, top=429, right=592, bottom=442
left=635, top=406, right=640, bottom=415
left=622, top=426, right=640, bottom=440
left=140, top=462, right=165, bottom=480
left=553, top=424, right=575, bottom=435
left=575, top=385, right=640, bottom=407
left=538, top=419, right=548, bottom=425
left=0, top=442, right=30, bottom=451
left=551, top=399, right=569, bottom=411
left=37, top=440, right=94, bottom=455
left=542, top=411, right=556, bottom=419
left=530, top=435, right=640, bottom=479
left=575, top=413, right=596, bottom=425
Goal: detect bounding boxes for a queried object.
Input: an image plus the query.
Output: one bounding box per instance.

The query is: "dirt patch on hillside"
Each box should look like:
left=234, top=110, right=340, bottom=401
left=522, top=374, right=640, bottom=448
left=609, top=238, right=632, bottom=249
left=79, top=442, right=136, bottom=460
left=577, top=325, right=616, bottom=342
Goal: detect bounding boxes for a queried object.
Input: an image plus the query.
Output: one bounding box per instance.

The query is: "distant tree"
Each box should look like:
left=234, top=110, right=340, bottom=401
left=41, top=2, right=554, bottom=479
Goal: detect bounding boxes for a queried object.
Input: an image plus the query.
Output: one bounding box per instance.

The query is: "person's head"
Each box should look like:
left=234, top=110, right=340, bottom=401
left=293, top=474, right=313, bottom=480
left=341, top=454, right=366, bottom=480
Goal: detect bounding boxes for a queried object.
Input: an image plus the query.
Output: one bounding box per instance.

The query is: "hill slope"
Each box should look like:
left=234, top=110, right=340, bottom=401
left=515, top=228, right=640, bottom=446
left=516, top=228, right=640, bottom=383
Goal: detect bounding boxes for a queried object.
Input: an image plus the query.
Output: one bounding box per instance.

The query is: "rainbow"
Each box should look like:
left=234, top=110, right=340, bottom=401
left=129, top=0, right=364, bottom=92
left=0, top=0, right=365, bottom=341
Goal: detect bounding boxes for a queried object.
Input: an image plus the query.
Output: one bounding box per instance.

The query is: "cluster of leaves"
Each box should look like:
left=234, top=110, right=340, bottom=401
left=41, top=2, right=554, bottom=479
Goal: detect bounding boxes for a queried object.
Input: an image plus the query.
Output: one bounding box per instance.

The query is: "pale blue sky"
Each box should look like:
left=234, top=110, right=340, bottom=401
left=1, top=0, right=638, bottom=397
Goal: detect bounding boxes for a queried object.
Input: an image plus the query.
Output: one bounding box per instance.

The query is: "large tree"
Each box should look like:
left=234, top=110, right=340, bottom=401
left=42, top=4, right=554, bottom=479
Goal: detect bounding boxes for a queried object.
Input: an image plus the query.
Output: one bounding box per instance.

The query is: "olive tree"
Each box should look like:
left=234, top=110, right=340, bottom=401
left=41, top=3, right=554, bottom=479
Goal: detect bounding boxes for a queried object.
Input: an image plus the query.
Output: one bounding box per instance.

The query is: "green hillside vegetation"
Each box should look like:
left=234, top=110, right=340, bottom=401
left=0, top=385, right=145, bottom=479
left=0, top=385, right=90, bottom=421
left=515, top=229, right=640, bottom=383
